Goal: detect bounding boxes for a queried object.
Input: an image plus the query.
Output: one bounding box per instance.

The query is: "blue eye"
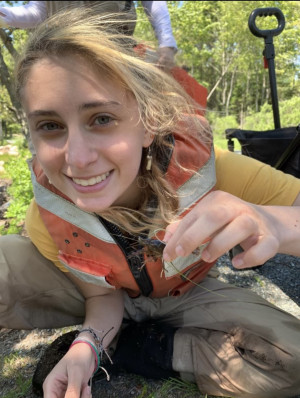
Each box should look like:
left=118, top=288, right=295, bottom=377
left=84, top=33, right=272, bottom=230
left=94, top=115, right=112, bottom=125
left=41, top=122, right=61, bottom=131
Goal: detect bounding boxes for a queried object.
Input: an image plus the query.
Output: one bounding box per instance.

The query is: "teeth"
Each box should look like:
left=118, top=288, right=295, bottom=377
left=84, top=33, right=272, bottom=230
left=73, top=172, right=110, bottom=186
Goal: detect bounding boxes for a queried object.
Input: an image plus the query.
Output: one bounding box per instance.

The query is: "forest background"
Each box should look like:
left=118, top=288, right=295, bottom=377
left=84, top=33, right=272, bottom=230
left=135, top=0, right=300, bottom=147
left=0, top=0, right=299, bottom=232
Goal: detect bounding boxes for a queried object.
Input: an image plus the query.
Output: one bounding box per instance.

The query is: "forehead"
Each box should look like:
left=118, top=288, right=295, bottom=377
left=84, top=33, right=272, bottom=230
left=22, top=55, right=132, bottom=109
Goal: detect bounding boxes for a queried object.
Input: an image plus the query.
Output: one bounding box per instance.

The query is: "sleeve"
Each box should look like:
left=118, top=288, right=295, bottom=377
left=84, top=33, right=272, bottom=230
left=25, top=199, right=68, bottom=272
left=141, top=1, right=177, bottom=49
left=0, top=1, right=47, bottom=28
left=214, top=147, right=300, bottom=206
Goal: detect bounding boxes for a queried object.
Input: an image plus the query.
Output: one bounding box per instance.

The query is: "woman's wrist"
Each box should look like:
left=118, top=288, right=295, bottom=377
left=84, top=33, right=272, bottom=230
left=69, top=338, right=100, bottom=375
left=77, top=326, right=102, bottom=348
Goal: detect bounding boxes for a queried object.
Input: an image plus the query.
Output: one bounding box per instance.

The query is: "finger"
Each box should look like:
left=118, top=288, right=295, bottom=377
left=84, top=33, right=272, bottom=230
left=82, top=384, right=92, bottom=398
left=201, top=213, right=259, bottom=262
left=163, top=220, right=180, bottom=242
left=164, top=200, right=236, bottom=260
left=64, top=369, right=84, bottom=398
left=232, top=235, right=279, bottom=269
left=43, top=372, right=67, bottom=398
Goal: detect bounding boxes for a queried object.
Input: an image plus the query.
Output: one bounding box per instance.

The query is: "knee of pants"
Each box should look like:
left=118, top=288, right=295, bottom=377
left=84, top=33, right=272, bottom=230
left=0, top=234, right=85, bottom=329
left=174, top=326, right=300, bottom=398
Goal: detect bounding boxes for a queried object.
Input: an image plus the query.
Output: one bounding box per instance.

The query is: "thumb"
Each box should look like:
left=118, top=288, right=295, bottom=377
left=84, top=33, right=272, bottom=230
left=163, top=220, right=180, bottom=242
left=64, top=374, right=84, bottom=398
left=82, top=384, right=92, bottom=398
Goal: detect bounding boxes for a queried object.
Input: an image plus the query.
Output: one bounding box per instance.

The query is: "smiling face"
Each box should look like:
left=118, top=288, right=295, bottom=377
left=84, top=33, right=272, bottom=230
left=22, top=56, right=153, bottom=213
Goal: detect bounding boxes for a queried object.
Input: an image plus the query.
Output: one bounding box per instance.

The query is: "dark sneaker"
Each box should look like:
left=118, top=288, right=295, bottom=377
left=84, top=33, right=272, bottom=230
left=95, top=320, right=178, bottom=380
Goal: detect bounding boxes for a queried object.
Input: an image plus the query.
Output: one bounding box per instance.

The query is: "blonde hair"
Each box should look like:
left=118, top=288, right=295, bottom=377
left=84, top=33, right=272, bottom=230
left=15, top=7, right=211, bottom=235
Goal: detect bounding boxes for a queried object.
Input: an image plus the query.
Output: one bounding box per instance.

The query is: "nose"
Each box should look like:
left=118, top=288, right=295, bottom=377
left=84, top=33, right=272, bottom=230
left=65, top=128, right=97, bottom=169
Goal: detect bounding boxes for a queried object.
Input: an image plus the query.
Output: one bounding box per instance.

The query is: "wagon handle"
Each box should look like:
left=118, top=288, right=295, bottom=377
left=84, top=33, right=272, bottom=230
left=248, top=8, right=285, bottom=129
left=248, top=8, right=285, bottom=40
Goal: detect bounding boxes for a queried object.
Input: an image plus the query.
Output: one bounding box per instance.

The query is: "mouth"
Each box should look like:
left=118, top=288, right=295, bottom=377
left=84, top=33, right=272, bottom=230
left=72, top=171, right=110, bottom=187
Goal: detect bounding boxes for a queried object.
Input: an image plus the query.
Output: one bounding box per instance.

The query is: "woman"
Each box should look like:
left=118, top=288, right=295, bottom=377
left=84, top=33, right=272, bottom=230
left=1, top=8, right=300, bottom=398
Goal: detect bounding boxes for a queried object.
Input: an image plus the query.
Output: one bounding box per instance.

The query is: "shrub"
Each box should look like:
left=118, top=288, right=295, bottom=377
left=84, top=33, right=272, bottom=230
left=1, top=147, right=33, bottom=235
left=207, top=113, right=239, bottom=149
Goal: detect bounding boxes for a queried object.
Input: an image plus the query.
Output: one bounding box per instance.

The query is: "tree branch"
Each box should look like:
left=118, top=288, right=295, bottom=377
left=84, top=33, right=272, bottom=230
left=0, top=28, right=19, bottom=58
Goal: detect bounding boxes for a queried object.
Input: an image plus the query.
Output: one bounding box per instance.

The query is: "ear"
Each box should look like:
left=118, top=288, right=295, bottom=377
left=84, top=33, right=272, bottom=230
left=143, top=131, right=155, bottom=148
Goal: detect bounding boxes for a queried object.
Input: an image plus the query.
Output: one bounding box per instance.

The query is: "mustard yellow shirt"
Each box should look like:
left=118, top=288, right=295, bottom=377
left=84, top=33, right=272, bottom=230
left=25, top=147, right=300, bottom=272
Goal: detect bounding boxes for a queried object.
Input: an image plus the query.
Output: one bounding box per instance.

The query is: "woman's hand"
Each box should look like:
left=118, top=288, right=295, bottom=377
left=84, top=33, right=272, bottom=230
left=43, top=342, right=94, bottom=398
left=162, top=190, right=291, bottom=269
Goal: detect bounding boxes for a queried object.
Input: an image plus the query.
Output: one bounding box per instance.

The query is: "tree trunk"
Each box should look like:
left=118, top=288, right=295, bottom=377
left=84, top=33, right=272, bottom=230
left=255, top=72, right=259, bottom=112
left=261, top=73, right=266, bottom=105
left=0, top=29, right=19, bottom=59
left=0, top=45, right=29, bottom=139
left=225, top=67, right=236, bottom=116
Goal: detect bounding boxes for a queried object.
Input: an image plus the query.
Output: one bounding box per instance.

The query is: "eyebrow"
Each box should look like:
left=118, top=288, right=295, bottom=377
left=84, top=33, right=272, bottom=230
left=79, top=101, right=121, bottom=111
left=27, top=101, right=122, bottom=119
left=27, top=110, right=59, bottom=119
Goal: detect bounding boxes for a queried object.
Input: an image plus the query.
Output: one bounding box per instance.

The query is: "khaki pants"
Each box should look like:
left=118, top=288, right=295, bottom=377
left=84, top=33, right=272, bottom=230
left=1, top=235, right=300, bottom=398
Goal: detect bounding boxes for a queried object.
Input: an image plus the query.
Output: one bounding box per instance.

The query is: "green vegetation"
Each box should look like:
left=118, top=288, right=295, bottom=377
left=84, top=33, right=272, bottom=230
left=151, top=378, right=203, bottom=397
left=135, top=1, right=299, bottom=130
left=1, top=352, right=32, bottom=398
left=1, top=377, right=31, bottom=398
left=0, top=140, right=33, bottom=234
left=208, top=96, right=300, bottom=150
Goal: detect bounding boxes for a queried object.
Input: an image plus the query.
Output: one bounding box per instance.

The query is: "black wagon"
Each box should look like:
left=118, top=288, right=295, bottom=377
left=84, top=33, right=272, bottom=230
left=225, top=7, right=300, bottom=178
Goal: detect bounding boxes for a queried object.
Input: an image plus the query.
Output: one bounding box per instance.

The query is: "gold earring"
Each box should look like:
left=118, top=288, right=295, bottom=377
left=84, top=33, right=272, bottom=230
left=146, top=146, right=152, bottom=171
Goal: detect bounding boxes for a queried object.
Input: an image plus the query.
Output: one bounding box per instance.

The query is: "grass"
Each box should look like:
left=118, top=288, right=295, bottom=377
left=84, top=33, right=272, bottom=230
left=144, top=378, right=203, bottom=398
left=1, top=353, right=33, bottom=398
left=1, top=376, right=32, bottom=398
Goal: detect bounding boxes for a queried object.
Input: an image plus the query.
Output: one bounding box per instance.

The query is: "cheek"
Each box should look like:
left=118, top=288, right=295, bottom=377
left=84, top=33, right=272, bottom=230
left=30, top=133, right=48, bottom=158
left=108, top=141, right=143, bottom=169
left=35, top=144, right=63, bottom=174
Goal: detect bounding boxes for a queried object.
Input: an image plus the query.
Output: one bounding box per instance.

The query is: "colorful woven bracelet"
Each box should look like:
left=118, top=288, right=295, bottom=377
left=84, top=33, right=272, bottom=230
left=78, top=327, right=102, bottom=348
left=69, top=338, right=100, bottom=375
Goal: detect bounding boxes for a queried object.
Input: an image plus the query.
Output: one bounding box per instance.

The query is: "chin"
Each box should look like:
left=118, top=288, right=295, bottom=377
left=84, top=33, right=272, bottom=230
left=75, top=200, right=112, bottom=214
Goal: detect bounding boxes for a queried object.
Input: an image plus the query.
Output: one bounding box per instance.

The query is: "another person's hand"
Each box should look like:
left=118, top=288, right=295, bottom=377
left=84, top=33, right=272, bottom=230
left=163, top=190, right=284, bottom=269
left=43, top=342, right=94, bottom=398
left=156, top=46, right=177, bottom=71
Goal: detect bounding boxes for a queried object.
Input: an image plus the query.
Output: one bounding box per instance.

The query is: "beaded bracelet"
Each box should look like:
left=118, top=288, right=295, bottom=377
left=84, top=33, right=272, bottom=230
left=69, top=338, right=100, bottom=375
left=77, top=327, right=102, bottom=349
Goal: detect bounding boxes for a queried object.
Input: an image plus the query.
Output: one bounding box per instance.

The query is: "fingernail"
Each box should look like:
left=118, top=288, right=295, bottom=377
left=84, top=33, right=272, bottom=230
left=201, top=249, right=210, bottom=262
left=232, top=258, right=243, bottom=268
left=175, top=245, right=185, bottom=257
left=163, top=231, right=172, bottom=243
left=163, top=252, right=171, bottom=262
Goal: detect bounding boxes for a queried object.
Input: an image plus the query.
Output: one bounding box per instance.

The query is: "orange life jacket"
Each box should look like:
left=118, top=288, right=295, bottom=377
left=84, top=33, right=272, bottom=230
left=30, top=130, right=216, bottom=298
left=134, top=44, right=208, bottom=115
